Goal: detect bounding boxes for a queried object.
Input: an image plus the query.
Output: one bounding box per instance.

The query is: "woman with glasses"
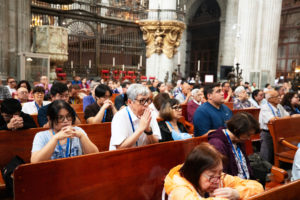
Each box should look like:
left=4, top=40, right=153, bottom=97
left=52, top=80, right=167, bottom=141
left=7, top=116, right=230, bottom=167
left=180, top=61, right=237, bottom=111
left=158, top=99, right=191, bottom=142
left=84, top=84, right=117, bottom=124
left=281, top=92, right=300, bottom=116
left=31, top=100, right=99, bottom=163
left=22, top=86, right=51, bottom=115
left=164, top=143, right=263, bottom=199
left=208, top=113, right=260, bottom=180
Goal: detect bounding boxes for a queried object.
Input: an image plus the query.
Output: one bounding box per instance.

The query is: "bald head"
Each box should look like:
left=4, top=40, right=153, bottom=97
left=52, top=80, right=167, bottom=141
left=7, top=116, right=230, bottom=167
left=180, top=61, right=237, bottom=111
left=266, top=90, right=280, bottom=106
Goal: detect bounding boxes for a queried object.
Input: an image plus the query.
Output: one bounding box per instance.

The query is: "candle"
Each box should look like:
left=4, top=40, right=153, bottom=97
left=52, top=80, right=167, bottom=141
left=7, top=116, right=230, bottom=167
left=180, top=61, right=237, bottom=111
left=71, top=61, right=73, bottom=69
left=122, top=64, right=125, bottom=71
left=140, top=55, right=142, bottom=66
left=178, top=52, right=181, bottom=65
left=89, top=60, right=91, bottom=68
left=138, top=64, right=140, bottom=70
left=197, top=60, right=200, bottom=71
left=113, top=57, right=115, bottom=66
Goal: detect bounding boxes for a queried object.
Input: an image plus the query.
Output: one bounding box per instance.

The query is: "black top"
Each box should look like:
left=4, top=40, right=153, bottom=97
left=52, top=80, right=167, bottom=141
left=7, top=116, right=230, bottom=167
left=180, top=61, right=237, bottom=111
left=114, top=94, right=127, bottom=110
left=158, top=121, right=188, bottom=143
left=0, top=111, right=37, bottom=130
left=84, top=102, right=113, bottom=122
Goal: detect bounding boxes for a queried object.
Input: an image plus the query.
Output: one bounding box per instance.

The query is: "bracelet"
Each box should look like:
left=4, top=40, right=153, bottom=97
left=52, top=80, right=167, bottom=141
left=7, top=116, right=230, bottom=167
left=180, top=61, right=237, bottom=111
left=144, top=129, right=153, bottom=135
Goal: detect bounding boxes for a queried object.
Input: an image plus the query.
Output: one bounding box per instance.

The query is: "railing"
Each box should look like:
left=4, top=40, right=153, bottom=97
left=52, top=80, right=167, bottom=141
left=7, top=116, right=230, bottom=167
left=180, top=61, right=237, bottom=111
left=139, top=9, right=185, bottom=21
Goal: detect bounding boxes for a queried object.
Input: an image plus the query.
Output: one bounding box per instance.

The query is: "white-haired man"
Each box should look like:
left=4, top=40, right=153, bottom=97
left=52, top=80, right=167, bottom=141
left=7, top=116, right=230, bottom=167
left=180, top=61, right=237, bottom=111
left=109, top=84, right=161, bottom=150
left=259, top=90, right=290, bottom=163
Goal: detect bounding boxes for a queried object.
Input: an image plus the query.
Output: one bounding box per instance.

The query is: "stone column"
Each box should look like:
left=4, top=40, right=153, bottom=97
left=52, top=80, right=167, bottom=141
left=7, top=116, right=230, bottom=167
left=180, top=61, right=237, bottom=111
left=0, top=0, right=31, bottom=80
left=236, top=0, right=259, bottom=82
left=139, top=0, right=185, bottom=81
left=258, top=0, right=282, bottom=86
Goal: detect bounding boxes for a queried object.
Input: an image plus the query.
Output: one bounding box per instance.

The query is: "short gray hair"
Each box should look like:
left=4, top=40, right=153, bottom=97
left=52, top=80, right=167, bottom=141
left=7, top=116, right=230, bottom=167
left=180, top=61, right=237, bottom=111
left=127, top=84, right=150, bottom=100
left=234, top=86, right=245, bottom=96
left=191, top=89, right=200, bottom=96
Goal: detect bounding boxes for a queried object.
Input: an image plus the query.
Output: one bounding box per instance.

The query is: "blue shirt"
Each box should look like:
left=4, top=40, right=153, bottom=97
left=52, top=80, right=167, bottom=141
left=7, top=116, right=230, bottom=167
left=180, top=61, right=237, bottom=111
left=83, top=95, right=95, bottom=111
left=193, top=102, right=232, bottom=136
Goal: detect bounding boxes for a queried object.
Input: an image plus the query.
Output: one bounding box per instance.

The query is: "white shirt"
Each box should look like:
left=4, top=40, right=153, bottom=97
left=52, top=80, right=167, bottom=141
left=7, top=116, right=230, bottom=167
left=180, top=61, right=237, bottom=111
left=259, top=103, right=289, bottom=130
left=248, top=98, right=267, bottom=108
left=109, top=106, right=161, bottom=150
left=22, top=101, right=51, bottom=115
left=148, top=103, right=159, bottom=119
left=6, top=85, right=16, bottom=95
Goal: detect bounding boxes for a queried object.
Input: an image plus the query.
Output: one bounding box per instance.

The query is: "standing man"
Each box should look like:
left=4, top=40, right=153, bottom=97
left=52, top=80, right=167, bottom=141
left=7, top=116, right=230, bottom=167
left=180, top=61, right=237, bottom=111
left=193, top=84, right=233, bottom=136
left=259, top=90, right=290, bottom=163
left=109, top=84, right=161, bottom=150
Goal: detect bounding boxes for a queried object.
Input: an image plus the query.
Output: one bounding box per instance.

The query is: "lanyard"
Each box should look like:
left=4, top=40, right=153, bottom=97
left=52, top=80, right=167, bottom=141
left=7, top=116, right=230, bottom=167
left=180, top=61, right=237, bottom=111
left=34, top=101, right=41, bottom=111
left=295, top=107, right=300, bottom=114
left=52, top=130, right=70, bottom=158
left=224, top=129, right=247, bottom=179
left=267, top=103, right=281, bottom=117
left=126, top=107, right=138, bottom=146
left=102, top=109, right=107, bottom=122
left=166, top=121, right=181, bottom=133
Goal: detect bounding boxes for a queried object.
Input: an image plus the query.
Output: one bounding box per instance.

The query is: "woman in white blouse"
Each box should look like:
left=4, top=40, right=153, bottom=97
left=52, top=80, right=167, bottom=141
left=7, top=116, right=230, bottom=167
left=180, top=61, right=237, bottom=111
left=22, top=86, right=51, bottom=115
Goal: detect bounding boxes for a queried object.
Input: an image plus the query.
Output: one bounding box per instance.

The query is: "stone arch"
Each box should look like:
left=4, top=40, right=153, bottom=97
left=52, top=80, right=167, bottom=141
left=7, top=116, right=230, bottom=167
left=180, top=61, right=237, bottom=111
left=66, top=20, right=96, bottom=36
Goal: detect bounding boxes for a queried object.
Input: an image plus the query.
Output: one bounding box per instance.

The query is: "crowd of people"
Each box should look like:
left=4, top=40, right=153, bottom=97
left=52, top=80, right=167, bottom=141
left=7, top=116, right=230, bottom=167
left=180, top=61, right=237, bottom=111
left=0, top=75, right=300, bottom=199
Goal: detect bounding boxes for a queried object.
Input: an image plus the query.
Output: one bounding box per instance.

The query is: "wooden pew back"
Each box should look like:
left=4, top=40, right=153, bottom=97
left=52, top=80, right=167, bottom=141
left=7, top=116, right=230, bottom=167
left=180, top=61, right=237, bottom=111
left=0, top=123, right=111, bottom=168
left=268, top=116, right=300, bottom=166
left=224, top=102, right=233, bottom=110
left=30, top=114, right=39, bottom=127
left=71, top=104, right=83, bottom=112
left=14, top=136, right=208, bottom=200
left=247, top=179, right=300, bottom=200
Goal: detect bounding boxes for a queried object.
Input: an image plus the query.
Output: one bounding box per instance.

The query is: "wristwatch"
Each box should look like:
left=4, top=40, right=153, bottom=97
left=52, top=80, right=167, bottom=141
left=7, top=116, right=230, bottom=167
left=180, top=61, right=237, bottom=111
left=144, top=129, right=153, bottom=135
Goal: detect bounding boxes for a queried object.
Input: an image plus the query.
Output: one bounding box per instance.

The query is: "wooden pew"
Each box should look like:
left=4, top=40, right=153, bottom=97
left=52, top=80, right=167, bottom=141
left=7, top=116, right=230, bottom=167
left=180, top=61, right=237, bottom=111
left=14, top=136, right=208, bottom=200
left=181, top=104, right=188, bottom=120
left=0, top=123, right=111, bottom=168
left=111, top=93, right=118, bottom=103
left=248, top=179, right=300, bottom=200
left=268, top=116, right=300, bottom=167
left=77, top=112, right=86, bottom=124
left=71, top=104, right=83, bottom=112
left=224, top=102, right=234, bottom=110
left=30, top=114, right=39, bottom=127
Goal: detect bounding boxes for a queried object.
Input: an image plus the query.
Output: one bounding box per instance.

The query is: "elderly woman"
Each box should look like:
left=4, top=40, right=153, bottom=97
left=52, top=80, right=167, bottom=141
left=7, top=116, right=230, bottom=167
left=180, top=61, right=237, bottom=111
left=164, top=143, right=263, bottom=199
left=187, top=88, right=204, bottom=122
left=233, top=86, right=253, bottom=109
left=31, top=100, right=99, bottom=163
left=158, top=99, right=191, bottom=142
left=208, top=113, right=260, bottom=179
left=249, top=89, right=266, bottom=108
left=109, top=84, right=161, bottom=150
left=281, top=92, right=300, bottom=115
left=22, top=86, right=51, bottom=115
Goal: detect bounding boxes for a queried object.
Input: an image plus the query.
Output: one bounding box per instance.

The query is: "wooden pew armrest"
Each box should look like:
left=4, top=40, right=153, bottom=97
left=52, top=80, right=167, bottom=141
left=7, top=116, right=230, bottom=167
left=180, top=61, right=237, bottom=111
left=279, top=138, right=298, bottom=151
left=270, top=166, right=288, bottom=183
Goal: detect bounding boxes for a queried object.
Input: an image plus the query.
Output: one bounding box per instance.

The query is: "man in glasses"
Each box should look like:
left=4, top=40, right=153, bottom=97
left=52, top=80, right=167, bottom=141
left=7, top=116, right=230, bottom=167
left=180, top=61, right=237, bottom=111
left=259, top=90, right=290, bottom=163
left=109, top=84, right=161, bottom=150
left=0, top=98, right=36, bottom=130
left=84, top=84, right=116, bottom=124
left=6, top=77, right=17, bottom=96
left=193, top=83, right=233, bottom=137
left=38, top=82, right=81, bottom=127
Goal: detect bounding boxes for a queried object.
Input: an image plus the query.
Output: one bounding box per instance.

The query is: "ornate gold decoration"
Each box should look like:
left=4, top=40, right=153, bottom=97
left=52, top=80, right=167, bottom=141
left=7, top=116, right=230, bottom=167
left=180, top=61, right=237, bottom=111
left=138, top=20, right=185, bottom=59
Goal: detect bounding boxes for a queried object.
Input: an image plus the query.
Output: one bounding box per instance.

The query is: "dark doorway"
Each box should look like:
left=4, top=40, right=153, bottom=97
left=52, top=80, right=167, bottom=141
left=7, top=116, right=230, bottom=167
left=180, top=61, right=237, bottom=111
left=188, top=0, right=221, bottom=81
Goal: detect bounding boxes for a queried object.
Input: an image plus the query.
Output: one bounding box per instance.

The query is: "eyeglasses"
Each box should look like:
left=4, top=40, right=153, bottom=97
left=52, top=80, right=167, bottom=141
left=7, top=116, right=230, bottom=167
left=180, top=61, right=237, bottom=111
left=56, top=94, right=69, bottom=99
left=172, top=105, right=182, bottom=111
left=202, top=173, right=224, bottom=183
left=135, top=98, right=152, bottom=105
left=9, top=81, right=16, bottom=84
left=57, top=114, right=73, bottom=123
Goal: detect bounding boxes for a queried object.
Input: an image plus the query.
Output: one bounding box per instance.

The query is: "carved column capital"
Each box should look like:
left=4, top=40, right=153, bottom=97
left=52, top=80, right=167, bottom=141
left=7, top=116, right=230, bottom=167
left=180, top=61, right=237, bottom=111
left=138, top=20, right=185, bottom=59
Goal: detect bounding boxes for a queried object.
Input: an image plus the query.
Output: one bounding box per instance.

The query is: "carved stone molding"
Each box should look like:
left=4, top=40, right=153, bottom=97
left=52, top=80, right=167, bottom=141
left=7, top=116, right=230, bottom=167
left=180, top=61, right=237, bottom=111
left=138, top=20, right=185, bottom=59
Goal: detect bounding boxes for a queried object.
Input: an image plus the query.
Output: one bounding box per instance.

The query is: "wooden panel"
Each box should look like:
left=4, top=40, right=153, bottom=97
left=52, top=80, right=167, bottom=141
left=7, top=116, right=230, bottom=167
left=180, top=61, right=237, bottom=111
left=224, top=102, right=233, bottom=110
left=71, top=104, right=83, bottom=112
left=30, top=114, right=39, bottom=127
left=232, top=108, right=260, bottom=121
left=268, top=116, right=300, bottom=166
left=248, top=179, right=300, bottom=200
left=14, top=136, right=208, bottom=200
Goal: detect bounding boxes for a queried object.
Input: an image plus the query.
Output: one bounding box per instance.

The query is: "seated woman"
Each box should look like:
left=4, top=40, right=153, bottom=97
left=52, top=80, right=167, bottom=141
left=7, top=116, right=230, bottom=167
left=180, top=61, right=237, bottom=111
left=281, top=92, right=300, bottom=116
left=22, top=86, right=51, bottom=115
left=208, top=113, right=260, bottom=179
left=249, top=89, right=267, bottom=108
left=233, top=86, right=254, bottom=109
left=31, top=100, right=99, bottom=163
left=164, top=143, right=263, bottom=199
left=158, top=99, right=191, bottom=142
left=84, top=84, right=117, bottom=124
